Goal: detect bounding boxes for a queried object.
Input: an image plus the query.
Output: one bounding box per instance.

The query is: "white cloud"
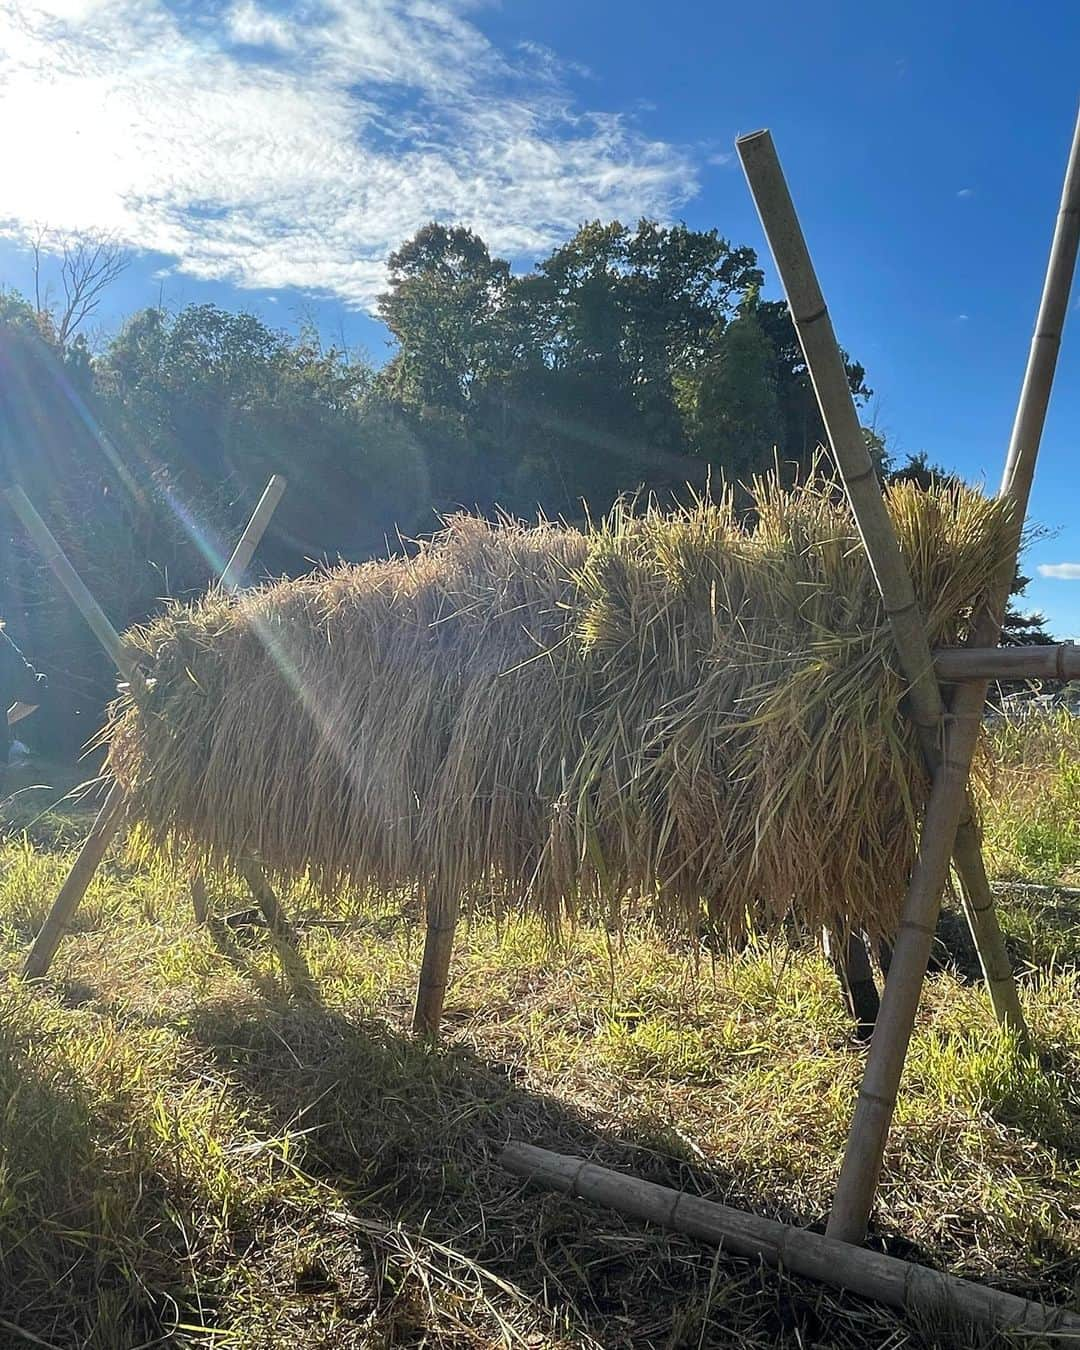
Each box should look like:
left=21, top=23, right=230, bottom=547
left=0, top=1, right=697, bottom=310
left=1038, top=563, right=1080, bottom=580
left=956, top=187, right=974, bottom=198
left=228, top=0, right=299, bottom=51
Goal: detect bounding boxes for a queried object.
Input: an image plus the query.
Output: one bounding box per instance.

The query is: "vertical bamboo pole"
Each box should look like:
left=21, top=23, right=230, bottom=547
left=189, top=873, right=210, bottom=926
left=826, top=104, right=1080, bottom=1244
left=413, top=887, right=460, bottom=1034
left=823, top=929, right=880, bottom=1039
left=16, top=477, right=287, bottom=978
left=736, top=130, right=1028, bottom=1044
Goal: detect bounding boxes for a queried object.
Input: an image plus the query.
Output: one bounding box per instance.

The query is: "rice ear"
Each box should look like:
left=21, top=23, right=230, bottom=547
left=106, top=471, right=1012, bottom=944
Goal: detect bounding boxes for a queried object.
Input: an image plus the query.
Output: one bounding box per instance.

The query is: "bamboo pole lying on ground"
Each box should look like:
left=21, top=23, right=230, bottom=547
left=500, top=1143, right=1080, bottom=1337
left=736, top=129, right=1028, bottom=1046
left=826, top=104, right=1080, bottom=1246
left=934, top=643, right=1080, bottom=681
left=13, top=477, right=288, bottom=980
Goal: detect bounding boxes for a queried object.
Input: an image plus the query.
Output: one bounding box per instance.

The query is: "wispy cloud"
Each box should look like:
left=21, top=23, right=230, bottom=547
left=956, top=187, right=974, bottom=198
left=0, top=0, right=697, bottom=310
left=1037, top=563, right=1080, bottom=580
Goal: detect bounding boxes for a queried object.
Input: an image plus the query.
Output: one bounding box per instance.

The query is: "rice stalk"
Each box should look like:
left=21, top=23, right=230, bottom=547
left=106, top=469, right=1014, bottom=944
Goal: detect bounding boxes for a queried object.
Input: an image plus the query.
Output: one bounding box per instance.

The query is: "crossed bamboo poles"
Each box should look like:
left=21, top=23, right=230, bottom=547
left=14, top=474, right=291, bottom=980
left=501, top=107, right=1080, bottom=1333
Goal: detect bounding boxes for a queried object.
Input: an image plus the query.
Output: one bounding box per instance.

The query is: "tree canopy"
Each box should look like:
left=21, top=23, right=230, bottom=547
left=0, top=217, right=1051, bottom=754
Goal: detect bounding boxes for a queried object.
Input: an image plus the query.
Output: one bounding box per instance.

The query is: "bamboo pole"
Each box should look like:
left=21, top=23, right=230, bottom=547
left=500, top=1143, right=1080, bottom=1337
left=22, top=781, right=128, bottom=979
left=189, top=874, right=210, bottom=926
left=17, top=478, right=287, bottom=979
left=219, top=474, right=286, bottom=591
left=3, top=485, right=146, bottom=693
left=413, top=888, right=460, bottom=1034
left=826, top=104, right=1080, bottom=1245
left=933, top=644, right=1080, bottom=681
left=823, top=929, right=879, bottom=1039
left=236, top=858, right=300, bottom=947
left=736, top=129, right=1027, bottom=1044
left=186, top=473, right=287, bottom=923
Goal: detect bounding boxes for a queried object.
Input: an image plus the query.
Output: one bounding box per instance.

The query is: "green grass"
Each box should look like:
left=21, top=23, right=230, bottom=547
left=0, top=719, right=1078, bottom=1349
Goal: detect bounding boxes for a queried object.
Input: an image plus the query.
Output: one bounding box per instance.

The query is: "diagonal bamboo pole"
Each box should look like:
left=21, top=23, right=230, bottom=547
left=16, top=477, right=287, bottom=979
left=736, top=130, right=1028, bottom=1045
left=826, top=104, right=1080, bottom=1245
left=501, top=1143, right=1080, bottom=1337
left=219, top=475, right=286, bottom=591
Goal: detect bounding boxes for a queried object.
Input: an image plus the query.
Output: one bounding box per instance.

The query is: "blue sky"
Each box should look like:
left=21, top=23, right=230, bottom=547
left=1, top=0, right=1078, bottom=634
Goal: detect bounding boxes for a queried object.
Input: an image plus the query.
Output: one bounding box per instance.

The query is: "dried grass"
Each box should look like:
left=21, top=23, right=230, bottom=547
left=106, top=470, right=1014, bottom=943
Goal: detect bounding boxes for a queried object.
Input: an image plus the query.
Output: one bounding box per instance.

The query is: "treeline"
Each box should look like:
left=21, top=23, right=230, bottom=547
left=0, top=218, right=1049, bottom=756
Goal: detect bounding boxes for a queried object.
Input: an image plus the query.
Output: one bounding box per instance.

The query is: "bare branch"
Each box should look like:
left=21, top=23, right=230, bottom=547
left=56, top=233, right=130, bottom=347
left=31, top=223, right=50, bottom=316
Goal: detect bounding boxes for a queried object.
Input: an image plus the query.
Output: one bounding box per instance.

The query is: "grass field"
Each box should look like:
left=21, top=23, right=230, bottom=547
left=0, top=713, right=1078, bottom=1349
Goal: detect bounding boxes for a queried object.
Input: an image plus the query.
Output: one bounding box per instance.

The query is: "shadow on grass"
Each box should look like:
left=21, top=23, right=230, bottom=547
left=6, top=930, right=1078, bottom=1349
left=177, top=991, right=1063, bottom=1350
left=0, top=1000, right=199, bottom=1349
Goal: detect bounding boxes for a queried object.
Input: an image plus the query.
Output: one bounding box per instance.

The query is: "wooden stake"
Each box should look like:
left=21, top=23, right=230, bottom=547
left=16, top=478, right=288, bottom=978
left=413, top=888, right=460, bottom=1035
left=826, top=104, right=1080, bottom=1245
left=500, top=1143, right=1080, bottom=1338
left=736, top=129, right=1028, bottom=1046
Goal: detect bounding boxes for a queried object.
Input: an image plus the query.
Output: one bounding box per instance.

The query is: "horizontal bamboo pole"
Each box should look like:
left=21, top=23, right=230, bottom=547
left=934, top=643, right=1080, bottom=682
left=500, top=1143, right=1080, bottom=1337
left=736, top=128, right=1028, bottom=1045
left=827, top=103, right=1080, bottom=1246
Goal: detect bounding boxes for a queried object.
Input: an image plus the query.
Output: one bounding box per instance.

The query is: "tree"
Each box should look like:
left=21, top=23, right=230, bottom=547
left=32, top=229, right=130, bottom=349
left=690, top=289, right=781, bottom=482
left=377, top=218, right=770, bottom=514
left=754, top=299, right=871, bottom=465
left=378, top=225, right=513, bottom=414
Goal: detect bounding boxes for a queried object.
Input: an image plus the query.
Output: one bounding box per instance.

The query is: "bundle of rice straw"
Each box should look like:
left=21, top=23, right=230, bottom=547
left=106, top=471, right=1013, bottom=944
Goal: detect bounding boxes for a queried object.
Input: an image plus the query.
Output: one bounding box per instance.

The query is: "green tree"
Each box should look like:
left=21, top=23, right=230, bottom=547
left=690, top=289, right=781, bottom=482
left=378, top=224, right=514, bottom=414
